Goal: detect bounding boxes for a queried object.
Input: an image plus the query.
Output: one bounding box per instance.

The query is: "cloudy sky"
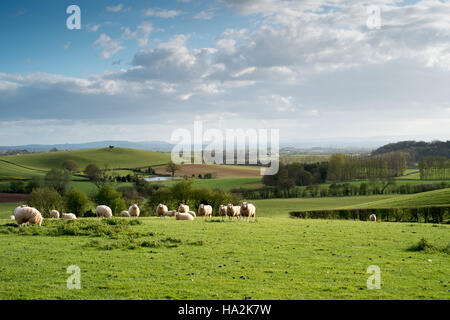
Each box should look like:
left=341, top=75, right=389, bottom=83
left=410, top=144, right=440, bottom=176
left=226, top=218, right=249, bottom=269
left=0, top=0, right=449, bottom=146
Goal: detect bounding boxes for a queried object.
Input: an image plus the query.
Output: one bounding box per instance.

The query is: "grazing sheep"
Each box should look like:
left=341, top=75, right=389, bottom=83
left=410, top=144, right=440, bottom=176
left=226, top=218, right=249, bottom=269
left=178, top=204, right=189, bottom=213
left=240, top=202, right=256, bottom=223
left=128, top=204, right=140, bottom=217
left=198, top=204, right=213, bottom=219
left=166, top=210, right=177, bottom=217
left=121, top=210, right=131, bottom=217
left=156, top=204, right=169, bottom=218
left=96, top=205, right=113, bottom=218
left=61, top=213, right=77, bottom=220
left=14, top=205, right=28, bottom=216
left=9, top=215, right=15, bottom=220
left=14, top=207, right=43, bottom=227
left=219, top=205, right=227, bottom=220
left=50, top=210, right=60, bottom=219
left=369, top=214, right=377, bottom=222
left=176, top=212, right=194, bottom=221
left=226, top=204, right=241, bottom=221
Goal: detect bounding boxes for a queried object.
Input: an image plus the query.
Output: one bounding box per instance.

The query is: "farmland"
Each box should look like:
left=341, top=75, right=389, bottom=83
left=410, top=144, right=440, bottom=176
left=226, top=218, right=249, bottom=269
left=0, top=216, right=448, bottom=300
left=0, top=147, right=449, bottom=300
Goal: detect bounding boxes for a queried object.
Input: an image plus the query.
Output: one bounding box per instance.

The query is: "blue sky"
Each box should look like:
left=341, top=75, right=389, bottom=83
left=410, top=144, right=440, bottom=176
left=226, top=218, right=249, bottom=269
left=0, top=0, right=449, bottom=146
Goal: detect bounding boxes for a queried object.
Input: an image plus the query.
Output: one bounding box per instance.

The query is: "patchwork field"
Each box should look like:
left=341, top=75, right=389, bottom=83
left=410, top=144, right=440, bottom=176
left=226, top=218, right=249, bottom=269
left=154, top=164, right=261, bottom=178
left=0, top=217, right=448, bottom=300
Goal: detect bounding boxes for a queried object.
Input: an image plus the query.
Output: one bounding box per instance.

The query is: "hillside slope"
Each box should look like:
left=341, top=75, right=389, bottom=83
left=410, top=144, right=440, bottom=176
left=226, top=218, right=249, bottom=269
left=0, top=148, right=171, bottom=174
left=342, top=188, right=450, bottom=209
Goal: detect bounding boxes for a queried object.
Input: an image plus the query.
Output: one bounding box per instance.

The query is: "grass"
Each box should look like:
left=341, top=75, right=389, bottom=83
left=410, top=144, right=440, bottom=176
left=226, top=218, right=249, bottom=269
left=0, top=148, right=171, bottom=173
left=0, top=217, right=448, bottom=300
left=0, top=160, right=46, bottom=180
left=346, top=188, right=450, bottom=209
left=252, top=195, right=398, bottom=218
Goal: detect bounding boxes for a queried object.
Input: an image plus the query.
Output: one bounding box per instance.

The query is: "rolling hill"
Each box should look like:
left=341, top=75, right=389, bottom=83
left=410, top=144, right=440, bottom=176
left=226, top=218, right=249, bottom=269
left=0, top=148, right=171, bottom=179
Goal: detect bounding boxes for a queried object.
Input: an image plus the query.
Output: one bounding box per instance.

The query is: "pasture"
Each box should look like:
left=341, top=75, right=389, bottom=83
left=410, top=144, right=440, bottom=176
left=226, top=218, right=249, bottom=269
left=0, top=148, right=170, bottom=176
left=0, top=217, right=448, bottom=300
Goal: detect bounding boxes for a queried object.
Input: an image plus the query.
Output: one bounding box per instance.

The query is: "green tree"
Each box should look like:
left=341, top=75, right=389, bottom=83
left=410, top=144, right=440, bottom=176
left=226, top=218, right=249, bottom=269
left=93, top=185, right=126, bottom=215
left=9, top=180, right=25, bottom=193
left=44, top=169, right=70, bottom=194
left=29, top=188, right=63, bottom=217
left=64, top=189, right=90, bottom=216
left=85, top=164, right=102, bottom=183
left=25, top=176, right=43, bottom=193
left=62, top=160, right=78, bottom=173
left=166, top=161, right=181, bottom=177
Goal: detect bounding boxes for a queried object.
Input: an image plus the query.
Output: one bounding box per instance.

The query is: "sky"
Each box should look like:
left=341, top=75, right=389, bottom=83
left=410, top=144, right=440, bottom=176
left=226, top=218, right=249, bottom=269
left=0, top=0, right=449, bottom=146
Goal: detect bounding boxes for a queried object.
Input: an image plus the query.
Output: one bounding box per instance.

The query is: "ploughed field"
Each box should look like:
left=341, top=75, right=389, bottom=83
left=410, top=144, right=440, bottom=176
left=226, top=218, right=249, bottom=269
left=0, top=216, right=448, bottom=300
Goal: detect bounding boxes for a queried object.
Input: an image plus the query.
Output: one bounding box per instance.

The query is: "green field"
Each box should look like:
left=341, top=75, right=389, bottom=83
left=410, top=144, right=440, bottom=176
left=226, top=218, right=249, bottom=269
left=349, top=188, right=450, bottom=209
left=0, top=217, right=448, bottom=300
left=0, top=148, right=170, bottom=177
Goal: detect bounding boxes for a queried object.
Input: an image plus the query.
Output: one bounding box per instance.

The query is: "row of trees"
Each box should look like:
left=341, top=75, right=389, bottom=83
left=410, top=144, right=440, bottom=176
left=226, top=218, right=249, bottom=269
left=262, top=162, right=327, bottom=189
left=233, top=182, right=449, bottom=200
left=327, top=152, right=407, bottom=181
left=290, top=206, right=450, bottom=223
left=419, top=156, right=450, bottom=180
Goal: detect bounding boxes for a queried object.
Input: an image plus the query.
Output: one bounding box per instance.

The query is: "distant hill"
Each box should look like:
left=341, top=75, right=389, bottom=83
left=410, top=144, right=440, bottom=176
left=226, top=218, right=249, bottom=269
left=0, top=141, right=174, bottom=153
left=372, top=140, right=450, bottom=162
left=0, top=148, right=171, bottom=179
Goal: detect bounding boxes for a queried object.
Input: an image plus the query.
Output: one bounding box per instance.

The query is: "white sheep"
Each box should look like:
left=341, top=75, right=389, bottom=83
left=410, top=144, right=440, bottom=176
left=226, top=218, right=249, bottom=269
left=178, top=204, right=189, bottom=213
left=96, top=205, right=113, bottom=218
left=198, top=204, right=212, bottom=219
left=219, top=205, right=227, bottom=220
left=128, top=204, right=140, bottom=217
left=226, top=204, right=241, bottom=221
left=188, top=211, right=196, bottom=218
left=50, top=210, right=60, bottom=219
left=61, top=213, right=77, bottom=220
left=165, top=210, right=177, bottom=217
left=121, top=210, right=131, bottom=217
left=369, top=214, right=377, bottom=222
left=14, top=205, right=28, bottom=216
left=14, top=206, right=43, bottom=227
left=240, top=202, right=256, bottom=223
left=176, top=212, right=194, bottom=221
left=9, top=215, right=15, bottom=220
left=156, top=204, right=169, bottom=218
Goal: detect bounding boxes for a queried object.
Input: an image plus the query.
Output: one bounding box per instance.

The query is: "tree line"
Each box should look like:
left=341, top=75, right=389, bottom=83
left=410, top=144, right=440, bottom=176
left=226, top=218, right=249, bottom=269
left=419, top=156, right=450, bottom=180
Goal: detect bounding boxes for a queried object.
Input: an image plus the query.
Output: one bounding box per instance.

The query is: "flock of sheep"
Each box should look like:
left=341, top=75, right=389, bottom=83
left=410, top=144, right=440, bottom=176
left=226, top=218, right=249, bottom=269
left=10, top=201, right=257, bottom=227
left=156, top=202, right=256, bottom=222
left=11, top=202, right=376, bottom=227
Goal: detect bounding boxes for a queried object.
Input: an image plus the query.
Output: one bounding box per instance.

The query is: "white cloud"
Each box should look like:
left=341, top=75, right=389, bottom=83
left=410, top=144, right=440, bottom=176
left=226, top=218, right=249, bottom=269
left=93, top=34, right=124, bottom=59
left=106, top=4, right=124, bottom=13
left=122, top=22, right=153, bottom=47
left=86, top=24, right=100, bottom=32
left=144, top=9, right=181, bottom=18
left=194, top=10, right=216, bottom=20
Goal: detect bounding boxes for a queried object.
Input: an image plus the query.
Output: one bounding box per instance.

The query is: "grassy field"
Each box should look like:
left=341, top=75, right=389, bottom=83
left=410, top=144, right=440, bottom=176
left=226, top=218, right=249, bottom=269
left=350, top=188, right=450, bottom=209
left=0, top=217, right=448, bottom=300
left=0, top=148, right=170, bottom=174
left=252, top=195, right=398, bottom=218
